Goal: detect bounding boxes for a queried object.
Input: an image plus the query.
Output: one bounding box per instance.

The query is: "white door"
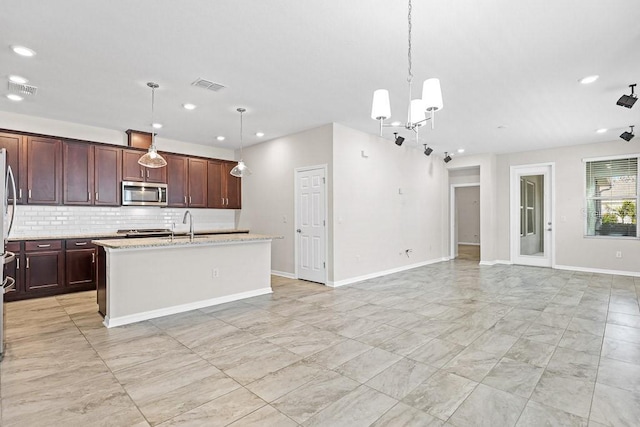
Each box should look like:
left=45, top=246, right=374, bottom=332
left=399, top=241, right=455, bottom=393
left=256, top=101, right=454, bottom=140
left=295, top=167, right=326, bottom=283
left=510, top=164, right=554, bottom=267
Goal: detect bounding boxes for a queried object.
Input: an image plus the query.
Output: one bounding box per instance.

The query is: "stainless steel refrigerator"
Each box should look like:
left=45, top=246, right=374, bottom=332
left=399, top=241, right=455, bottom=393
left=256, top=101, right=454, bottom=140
left=0, top=148, right=17, bottom=360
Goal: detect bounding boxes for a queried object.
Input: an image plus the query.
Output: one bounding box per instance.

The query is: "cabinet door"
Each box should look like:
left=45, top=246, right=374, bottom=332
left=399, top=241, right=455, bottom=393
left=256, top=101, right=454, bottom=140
left=94, top=146, right=122, bottom=206
left=144, top=163, right=167, bottom=184
left=122, top=149, right=145, bottom=182
left=188, top=158, right=207, bottom=208
left=0, top=132, right=24, bottom=203
left=166, top=154, right=188, bottom=207
left=224, top=161, right=242, bottom=209
left=63, top=142, right=93, bottom=205
left=25, top=251, right=64, bottom=292
left=207, top=160, right=224, bottom=208
left=65, top=248, right=96, bottom=287
left=26, top=136, right=62, bottom=204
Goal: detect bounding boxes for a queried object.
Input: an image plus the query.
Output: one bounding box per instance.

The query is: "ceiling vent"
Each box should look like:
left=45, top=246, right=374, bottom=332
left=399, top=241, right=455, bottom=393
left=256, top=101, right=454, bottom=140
left=191, top=78, right=226, bottom=92
left=8, top=81, right=38, bottom=96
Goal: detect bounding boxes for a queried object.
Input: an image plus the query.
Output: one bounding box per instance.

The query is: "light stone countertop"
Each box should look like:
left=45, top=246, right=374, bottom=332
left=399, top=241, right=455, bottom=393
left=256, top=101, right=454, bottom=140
left=9, top=229, right=250, bottom=242
left=92, top=233, right=281, bottom=249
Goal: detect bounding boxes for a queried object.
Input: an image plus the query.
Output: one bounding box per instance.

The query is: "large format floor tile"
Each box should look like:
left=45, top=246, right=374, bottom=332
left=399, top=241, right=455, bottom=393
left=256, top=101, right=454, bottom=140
left=1, top=261, right=639, bottom=425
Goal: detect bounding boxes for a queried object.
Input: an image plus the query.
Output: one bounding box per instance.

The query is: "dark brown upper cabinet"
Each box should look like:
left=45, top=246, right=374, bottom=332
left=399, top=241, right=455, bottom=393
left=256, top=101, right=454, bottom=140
left=94, top=145, right=122, bottom=205
left=25, top=136, right=62, bottom=205
left=0, top=132, right=25, bottom=203
left=208, top=160, right=241, bottom=209
left=188, top=158, right=207, bottom=208
left=122, top=149, right=166, bottom=183
left=63, top=142, right=121, bottom=206
left=166, top=154, right=188, bottom=207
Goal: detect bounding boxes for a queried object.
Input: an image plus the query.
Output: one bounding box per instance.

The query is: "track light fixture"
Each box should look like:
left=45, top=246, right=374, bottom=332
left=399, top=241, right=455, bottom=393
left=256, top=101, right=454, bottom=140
left=394, top=132, right=405, bottom=146
left=620, top=125, right=635, bottom=142
left=617, top=84, right=637, bottom=109
left=443, top=152, right=452, bottom=163
left=423, top=145, right=433, bottom=156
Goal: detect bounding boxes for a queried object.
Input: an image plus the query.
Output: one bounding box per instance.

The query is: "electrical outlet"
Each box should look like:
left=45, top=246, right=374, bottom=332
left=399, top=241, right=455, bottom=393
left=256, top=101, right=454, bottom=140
left=212, top=268, right=219, bottom=278
left=616, top=251, right=622, bottom=259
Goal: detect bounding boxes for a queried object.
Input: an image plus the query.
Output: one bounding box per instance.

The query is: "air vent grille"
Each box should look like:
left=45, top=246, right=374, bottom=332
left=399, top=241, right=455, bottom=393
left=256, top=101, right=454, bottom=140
left=8, top=81, right=38, bottom=95
left=191, top=78, right=226, bottom=92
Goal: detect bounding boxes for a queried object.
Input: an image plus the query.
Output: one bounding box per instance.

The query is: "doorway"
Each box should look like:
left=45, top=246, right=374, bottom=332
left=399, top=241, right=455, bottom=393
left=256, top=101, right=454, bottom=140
left=510, top=163, right=555, bottom=267
left=450, top=183, right=481, bottom=262
left=295, top=165, right=327, bottom=284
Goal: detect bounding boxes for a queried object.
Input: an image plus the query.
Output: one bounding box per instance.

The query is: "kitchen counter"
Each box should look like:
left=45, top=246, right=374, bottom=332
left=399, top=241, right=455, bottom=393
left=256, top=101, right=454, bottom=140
left=9, top=229, right=250, bottom=241
left=95, top=233, right=278, bottom=328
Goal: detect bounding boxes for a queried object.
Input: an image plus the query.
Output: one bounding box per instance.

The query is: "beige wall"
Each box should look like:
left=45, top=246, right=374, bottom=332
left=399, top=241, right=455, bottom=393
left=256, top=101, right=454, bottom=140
left=332, top=124, right=447, bottom=284
left=237, top=124, right=334, bottom=277
left=495, top=139, right=640, bottom=274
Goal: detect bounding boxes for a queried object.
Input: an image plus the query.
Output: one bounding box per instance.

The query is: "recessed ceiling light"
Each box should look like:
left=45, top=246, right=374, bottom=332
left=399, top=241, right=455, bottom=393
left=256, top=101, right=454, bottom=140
left=596, top=128, right=607, bottom=133
left=182, top=103, right=196, bottom=110
left=255, top=132, right=265, bottom=137
left=579, top=75, right=599, bottom=84
left=6, top=94, right=23, bottom=101
left=216, top=136, right=225, bottom=141
left=11, top=45, right=36, bottom=57
left=457, top=148, right=465, bottom=153
left=9, top=75, right=28, bottom=84
left=152, top=123, right=163, bottom=129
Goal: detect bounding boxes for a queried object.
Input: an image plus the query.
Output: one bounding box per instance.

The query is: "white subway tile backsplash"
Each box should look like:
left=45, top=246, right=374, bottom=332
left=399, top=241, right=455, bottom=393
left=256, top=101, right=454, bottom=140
left=11, top=205, right=236, bottom=238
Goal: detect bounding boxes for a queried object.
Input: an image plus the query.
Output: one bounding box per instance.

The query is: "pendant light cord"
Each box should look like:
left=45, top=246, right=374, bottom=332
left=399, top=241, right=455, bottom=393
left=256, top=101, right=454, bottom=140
left=151, top=86, right=155, bottom=146
left=407, top=0, right=413, bottom=124
left=239, top=109, right=244, bottom=159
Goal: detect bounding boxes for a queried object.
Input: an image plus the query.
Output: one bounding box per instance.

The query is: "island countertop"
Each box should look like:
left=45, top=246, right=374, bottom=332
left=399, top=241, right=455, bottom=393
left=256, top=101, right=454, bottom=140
left=92, top=233, right=281, bottom=250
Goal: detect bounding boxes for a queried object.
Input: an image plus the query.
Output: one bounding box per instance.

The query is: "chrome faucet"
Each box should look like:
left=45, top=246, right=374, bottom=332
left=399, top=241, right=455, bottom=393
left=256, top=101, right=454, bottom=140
left=182, top=210, right=194, bottom=242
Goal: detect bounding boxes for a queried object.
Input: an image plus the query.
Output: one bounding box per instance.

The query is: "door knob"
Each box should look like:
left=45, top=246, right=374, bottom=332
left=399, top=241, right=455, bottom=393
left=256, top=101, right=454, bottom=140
left=296, top=229, right=302, bottom=233
left=547, top=228, right=552, bottom=231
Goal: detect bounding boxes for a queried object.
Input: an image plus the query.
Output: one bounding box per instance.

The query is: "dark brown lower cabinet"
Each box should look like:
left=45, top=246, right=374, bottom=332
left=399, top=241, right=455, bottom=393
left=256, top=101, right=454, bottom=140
left=65, top=239, right=96, bottom=288
left=24, top=240, right=64, bottom=294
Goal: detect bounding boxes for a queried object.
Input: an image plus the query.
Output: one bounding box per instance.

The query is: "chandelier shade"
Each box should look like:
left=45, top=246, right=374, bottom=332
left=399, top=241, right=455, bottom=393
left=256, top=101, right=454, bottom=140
left=422, top=78, right=444, bottom=112
left=371, top=89, right=391, bottom=120
left=138, top=82, right=167, bottom=168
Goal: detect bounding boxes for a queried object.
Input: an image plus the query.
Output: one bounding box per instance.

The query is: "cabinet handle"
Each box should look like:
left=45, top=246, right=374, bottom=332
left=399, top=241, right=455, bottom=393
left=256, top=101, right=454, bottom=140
left=184, top=196, right=187, bottom=204
left=189, top=196, right=192, bottom=204
left=16, top=258, right=19, bottom=269
left=140, top=169, right=144, bottom=178
left=88, top=191, right=92, bottom=201
left=146, top=170, right=149, bottom=178
left=28, top=189, right=32, bottom=199
left=26, top=257, right=29, bottom=269
left=19, top=188, right=22, bottom=199
left=221, top=197, right=224, bottom=205
left=92, top=252, right=95, bottom=264
left=75, top=242, right=87, bottom=246
left=95, top=192, right=99, bottom=201
left=37, top=244, right=51, bottom=248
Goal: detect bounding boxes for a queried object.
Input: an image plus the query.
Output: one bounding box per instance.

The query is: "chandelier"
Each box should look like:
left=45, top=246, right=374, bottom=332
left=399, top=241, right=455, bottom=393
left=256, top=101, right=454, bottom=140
left=371, top=0, right=443, bottom=141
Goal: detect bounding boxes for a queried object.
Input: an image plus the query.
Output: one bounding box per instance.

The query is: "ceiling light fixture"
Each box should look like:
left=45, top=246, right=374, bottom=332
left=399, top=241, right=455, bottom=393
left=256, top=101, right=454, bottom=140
left=6, top=94, right=23, bottom=101
left=152, top=123, right=163, bottom=129
left=394, top=132, right=405, bottom=146
left=443, top=152, right=452, bottom=163
left=423, top=145, right=433, bottom=156
left=371, top=0, right=443, bottom=142
left=8, top=75, right=28, bottom=84
left=138, top=82, right=167, bottom=168
left=255, top=132, right=265, bottom=137
left=457, top=148, right=465, bottom=153
left=11, top=45, right=36, bottom=57
left=579, top=75, right=599, bottom=85
left=230, top=108, right=252, bottom=178
left=620, top=125, right=635, bottom=142
left=216, top=136, right=225, bottom=141
left=182, top=103, right=196, bottom=110
left=617, top=84, right=637, bottom=109
left=596, top=128, right=608, bottom=134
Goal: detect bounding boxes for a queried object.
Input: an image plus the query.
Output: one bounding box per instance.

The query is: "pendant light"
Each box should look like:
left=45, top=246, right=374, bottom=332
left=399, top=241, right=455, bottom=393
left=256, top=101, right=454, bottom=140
left=230, top=107, right=252, bottom=178
left=138, top=82, right=167, bottom=168
left=371, top=0, right=443, bottom=140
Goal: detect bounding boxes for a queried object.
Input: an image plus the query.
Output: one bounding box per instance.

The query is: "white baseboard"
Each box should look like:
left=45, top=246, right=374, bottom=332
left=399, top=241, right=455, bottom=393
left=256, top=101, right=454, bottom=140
left=327, top=257, right=448, bottom=288
left=554, top=264, right=640, bottom=277
left=103, top=287, right=273, bottom=328
left=458, top=242, right=481, bottom=246
left=271, top=270, right=296, bottom=279
left=479, top=260, right=512, bottom=266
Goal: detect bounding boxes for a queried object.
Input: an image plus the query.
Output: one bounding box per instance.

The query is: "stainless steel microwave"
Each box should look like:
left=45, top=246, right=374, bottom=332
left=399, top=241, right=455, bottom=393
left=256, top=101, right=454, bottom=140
left=121, top=181, right=168, bottom=206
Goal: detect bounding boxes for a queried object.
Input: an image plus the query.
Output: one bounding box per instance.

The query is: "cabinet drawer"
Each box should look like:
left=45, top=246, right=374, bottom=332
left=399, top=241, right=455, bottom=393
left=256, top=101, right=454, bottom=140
left=66, top=239, right=96, bottom=249
left=25, top=240, right=63, bottom=252
left=5, top=241, right=21, bottom=252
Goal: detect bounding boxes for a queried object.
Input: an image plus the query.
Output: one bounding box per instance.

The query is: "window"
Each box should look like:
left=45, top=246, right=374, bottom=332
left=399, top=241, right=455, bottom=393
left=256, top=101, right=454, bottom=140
left=585, top=156, right=638, bottom=237
left=520, top=177, right=537, bottom=236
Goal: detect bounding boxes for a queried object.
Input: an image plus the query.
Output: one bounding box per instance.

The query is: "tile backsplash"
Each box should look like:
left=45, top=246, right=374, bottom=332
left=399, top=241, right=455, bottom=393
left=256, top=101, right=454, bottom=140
left=10, top=205, right=236, bottom=238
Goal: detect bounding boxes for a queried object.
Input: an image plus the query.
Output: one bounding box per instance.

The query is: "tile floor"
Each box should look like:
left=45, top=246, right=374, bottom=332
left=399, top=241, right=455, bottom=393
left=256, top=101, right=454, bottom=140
left=1, top=260, right=639, bottom=426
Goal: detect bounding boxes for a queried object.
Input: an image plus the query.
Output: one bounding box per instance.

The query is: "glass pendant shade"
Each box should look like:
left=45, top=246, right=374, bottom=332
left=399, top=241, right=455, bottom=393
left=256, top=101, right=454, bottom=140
left=422, top=78, right=443, bottom=111
left=409, top=99, right=426, bottom=125
left=371, top=89, right=391, bottom=120
left=230, top=160, right=251, bottom=178
left=138, top=145, right=167, bottom=168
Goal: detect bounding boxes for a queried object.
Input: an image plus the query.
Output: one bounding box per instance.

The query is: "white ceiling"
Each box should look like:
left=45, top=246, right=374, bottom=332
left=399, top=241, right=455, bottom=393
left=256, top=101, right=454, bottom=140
left=1, top=0, right=639, bottom=156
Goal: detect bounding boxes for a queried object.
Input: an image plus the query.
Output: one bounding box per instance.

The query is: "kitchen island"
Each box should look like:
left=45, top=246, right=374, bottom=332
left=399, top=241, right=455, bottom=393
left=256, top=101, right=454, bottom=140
left=93, top=234, right=279, bottom=328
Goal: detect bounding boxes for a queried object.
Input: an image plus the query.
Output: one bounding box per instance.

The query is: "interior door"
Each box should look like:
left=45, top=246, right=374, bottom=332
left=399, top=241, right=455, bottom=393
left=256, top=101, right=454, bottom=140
left=296, top=167, right=326, bottom=284
left=511, top=164, right=554, bottom=267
